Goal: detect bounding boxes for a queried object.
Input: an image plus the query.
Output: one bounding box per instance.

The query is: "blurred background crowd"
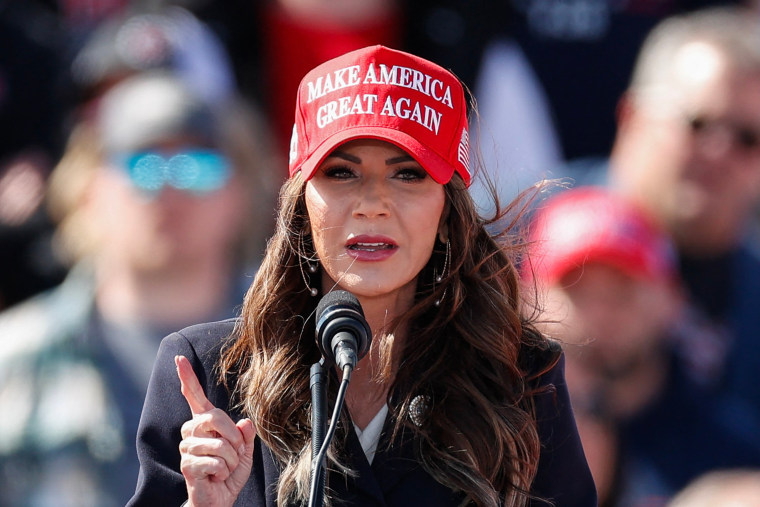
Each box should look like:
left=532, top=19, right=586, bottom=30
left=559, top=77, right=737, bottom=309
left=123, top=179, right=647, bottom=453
left=1, top=0, right=760, bottom=506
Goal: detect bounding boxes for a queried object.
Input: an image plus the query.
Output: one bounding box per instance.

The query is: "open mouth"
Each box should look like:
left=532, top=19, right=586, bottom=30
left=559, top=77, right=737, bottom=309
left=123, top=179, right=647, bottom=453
left=347, top=242, right=396, bottom=252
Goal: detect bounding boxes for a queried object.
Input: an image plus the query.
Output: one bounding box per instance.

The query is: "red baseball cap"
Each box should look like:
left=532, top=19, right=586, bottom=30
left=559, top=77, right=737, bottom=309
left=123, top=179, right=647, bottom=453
left=525, top=187, right=677, bottom=284
left=288, top=45, right=471, bottom=186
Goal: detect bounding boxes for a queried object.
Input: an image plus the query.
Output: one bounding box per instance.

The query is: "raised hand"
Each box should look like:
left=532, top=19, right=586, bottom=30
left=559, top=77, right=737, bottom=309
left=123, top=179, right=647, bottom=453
left=175, top=355, right=256, bottom=507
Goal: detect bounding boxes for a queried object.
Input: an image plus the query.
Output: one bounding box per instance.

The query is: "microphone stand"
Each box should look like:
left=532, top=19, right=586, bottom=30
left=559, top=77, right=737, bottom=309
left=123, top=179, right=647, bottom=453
left=309, top=360, right=327, bottom=507
left=309, top=363, right=353, bottom=507
left=310, top=290, right=370, bottom=506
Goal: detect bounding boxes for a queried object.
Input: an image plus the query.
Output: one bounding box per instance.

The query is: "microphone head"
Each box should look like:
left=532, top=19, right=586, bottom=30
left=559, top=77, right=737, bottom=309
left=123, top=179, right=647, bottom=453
left=315, top=290, right=371, bottom=365
left=316, top=290, right=365, bottom=321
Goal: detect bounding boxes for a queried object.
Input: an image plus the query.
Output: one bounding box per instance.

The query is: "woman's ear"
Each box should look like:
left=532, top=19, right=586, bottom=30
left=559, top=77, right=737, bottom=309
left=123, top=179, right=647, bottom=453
left=438, top=220, right=449, bottom=243
left=438, top=197, right=451, bottom=243
left=438, top=201, right=450, bottom=243
left=437, top=222, right=449, bottom=243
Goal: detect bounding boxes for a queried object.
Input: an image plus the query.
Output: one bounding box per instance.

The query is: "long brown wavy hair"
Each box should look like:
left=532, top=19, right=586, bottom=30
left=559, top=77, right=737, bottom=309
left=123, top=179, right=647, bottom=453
left=219, top=167, right=560, bottom=506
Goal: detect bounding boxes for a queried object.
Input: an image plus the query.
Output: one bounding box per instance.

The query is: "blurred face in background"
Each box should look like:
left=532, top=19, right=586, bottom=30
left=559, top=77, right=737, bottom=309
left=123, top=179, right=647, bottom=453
left=537, top=262, right=681, bottom=506
left=541, top=263, right=680, bottom=380
left=615, top=41, right=760, bottom=256
left=88, top=138, right=245, bottom=274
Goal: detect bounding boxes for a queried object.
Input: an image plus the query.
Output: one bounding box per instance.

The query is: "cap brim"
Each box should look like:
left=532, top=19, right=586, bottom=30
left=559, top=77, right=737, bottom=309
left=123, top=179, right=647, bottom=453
left=297, top=127, right=457, bottom=185
left=542, top=247, right=664, bottom=284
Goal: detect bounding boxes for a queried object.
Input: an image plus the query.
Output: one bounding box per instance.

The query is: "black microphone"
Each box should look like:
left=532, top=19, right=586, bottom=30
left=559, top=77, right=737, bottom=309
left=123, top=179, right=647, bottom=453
left=315, top=290, right=371, bottom=370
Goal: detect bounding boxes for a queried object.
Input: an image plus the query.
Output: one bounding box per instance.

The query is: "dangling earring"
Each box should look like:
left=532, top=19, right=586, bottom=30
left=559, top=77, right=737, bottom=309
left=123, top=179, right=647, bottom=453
left=299, top=231, right=319, bottom=297
left=433, top=239, right=451, bottom=307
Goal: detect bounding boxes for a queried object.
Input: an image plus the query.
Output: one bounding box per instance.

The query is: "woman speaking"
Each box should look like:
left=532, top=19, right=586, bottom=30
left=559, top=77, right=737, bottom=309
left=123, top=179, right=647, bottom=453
left=128, top=45, right=597, bottom=507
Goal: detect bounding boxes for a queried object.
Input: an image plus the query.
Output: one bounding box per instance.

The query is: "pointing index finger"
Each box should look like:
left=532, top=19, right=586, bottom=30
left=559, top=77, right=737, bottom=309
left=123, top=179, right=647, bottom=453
left=175, top=355, right=215, bottom=415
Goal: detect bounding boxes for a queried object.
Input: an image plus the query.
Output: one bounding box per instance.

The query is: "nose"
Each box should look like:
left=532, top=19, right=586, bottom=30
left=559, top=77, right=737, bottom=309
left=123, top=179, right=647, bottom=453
left=352, top=176, right=391, bottom=218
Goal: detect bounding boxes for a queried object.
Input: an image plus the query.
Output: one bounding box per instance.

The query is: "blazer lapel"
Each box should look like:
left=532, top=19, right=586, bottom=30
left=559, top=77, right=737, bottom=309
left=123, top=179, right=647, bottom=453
left=326, top=420, right=387, bottom=506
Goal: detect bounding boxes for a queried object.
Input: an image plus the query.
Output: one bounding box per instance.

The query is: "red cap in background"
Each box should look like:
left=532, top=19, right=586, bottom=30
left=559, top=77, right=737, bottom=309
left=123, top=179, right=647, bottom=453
left=525, top=186, right=677, bottom=284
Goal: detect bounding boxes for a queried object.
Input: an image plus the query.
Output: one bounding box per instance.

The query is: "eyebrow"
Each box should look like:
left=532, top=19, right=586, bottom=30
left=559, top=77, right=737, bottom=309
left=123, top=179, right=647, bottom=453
left=385, top=154, right=416, bottom=165
left=327, top=151, right=417, bottom=165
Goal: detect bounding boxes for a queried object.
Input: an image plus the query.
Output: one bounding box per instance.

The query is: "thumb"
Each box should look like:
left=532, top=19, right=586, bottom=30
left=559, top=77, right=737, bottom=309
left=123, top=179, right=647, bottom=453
left=228, top=418, right=256, bottom=491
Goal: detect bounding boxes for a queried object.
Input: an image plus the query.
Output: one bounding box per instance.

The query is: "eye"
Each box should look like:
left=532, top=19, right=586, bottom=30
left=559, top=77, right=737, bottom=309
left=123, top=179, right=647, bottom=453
left=394, top=167, right=428, bottom=181
left=321, top=165, right=357, bottom=179
left=686, top=115, right=709, bottom=134
left=736, top=127, right=760, bottom=149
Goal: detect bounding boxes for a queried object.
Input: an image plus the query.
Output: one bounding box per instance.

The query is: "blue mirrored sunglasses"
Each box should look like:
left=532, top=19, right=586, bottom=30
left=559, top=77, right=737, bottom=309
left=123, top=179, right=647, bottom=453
left=116, top=149, right=232, bottom=195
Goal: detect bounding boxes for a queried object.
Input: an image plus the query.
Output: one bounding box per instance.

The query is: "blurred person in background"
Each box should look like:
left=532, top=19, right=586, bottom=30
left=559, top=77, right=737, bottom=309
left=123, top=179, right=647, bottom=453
left=603, top=5, right=760, bottom=422
left=504, top=0, right=745, bottom=163
left=257, top=0, right=403, bottom=155
left=0, top=2, right=73, bottom=310
left=0, top=71, right=278, bottom=507
left=0, top=2, right=241, bottom=312
left=667, top=468, right=760, bottom=507
left=524, top=186, right=760, bottom=506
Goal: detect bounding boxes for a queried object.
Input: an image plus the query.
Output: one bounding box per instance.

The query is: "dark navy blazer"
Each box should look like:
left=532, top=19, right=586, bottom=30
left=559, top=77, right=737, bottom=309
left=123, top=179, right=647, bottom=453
left=128, top=319, right=597, bottom=506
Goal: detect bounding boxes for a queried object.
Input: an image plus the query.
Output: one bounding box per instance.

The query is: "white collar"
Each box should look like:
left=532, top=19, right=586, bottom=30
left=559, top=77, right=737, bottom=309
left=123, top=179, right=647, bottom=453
left=352, top=404, right=389, bottom=465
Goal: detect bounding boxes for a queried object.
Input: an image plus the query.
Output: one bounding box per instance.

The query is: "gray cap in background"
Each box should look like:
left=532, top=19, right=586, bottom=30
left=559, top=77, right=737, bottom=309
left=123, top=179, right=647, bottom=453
left=97, top=71, right=219, bottom=155
left=72, top=6, right=234, bottom=107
